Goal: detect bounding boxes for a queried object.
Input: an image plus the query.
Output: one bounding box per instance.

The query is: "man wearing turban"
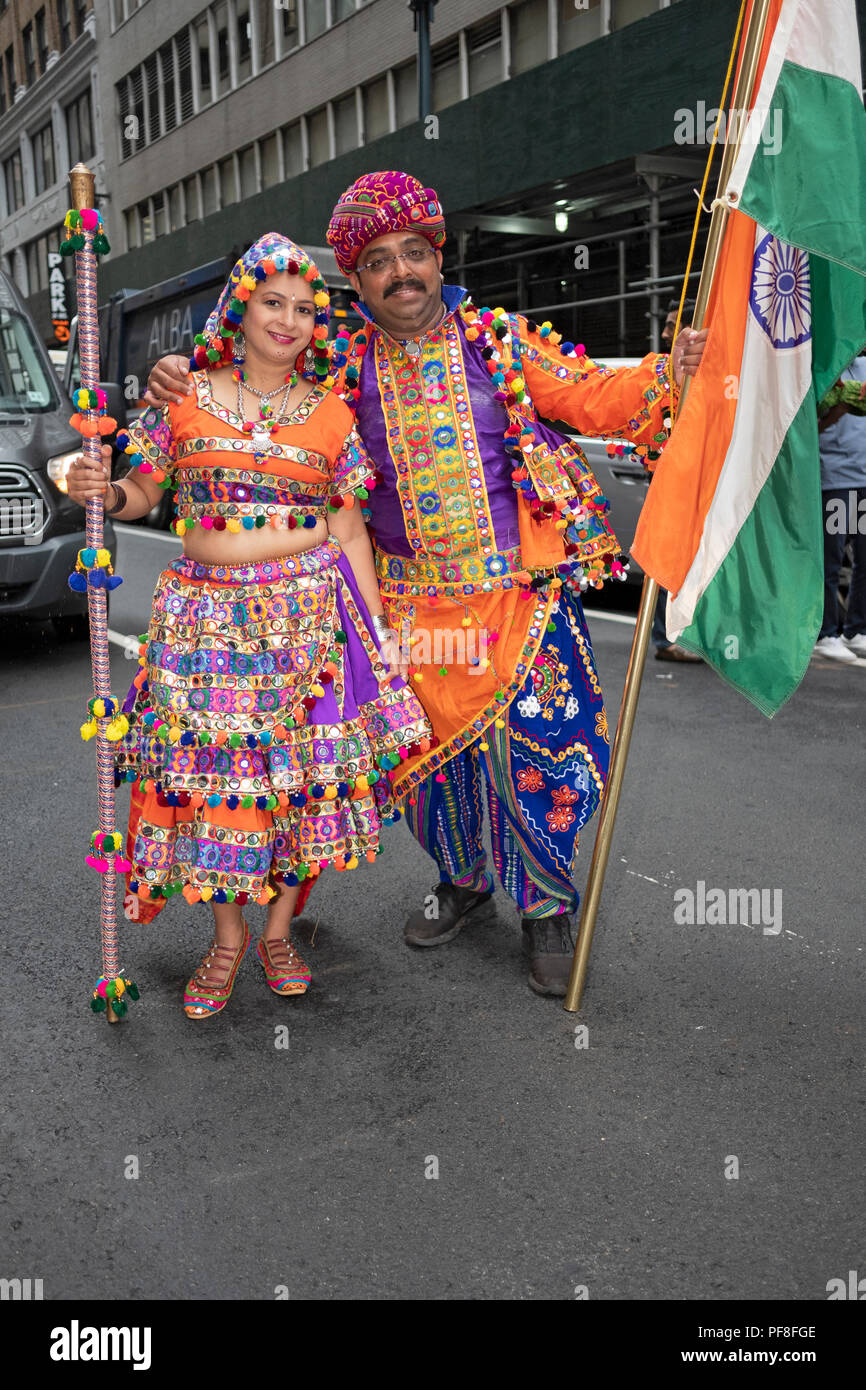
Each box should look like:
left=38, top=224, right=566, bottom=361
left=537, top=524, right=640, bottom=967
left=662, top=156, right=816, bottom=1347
left=149, top=170, right=706, bottom=996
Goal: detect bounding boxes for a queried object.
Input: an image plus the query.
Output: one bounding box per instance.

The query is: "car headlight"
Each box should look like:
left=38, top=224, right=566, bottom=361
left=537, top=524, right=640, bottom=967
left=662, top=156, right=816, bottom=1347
left=46, top=450, right=80, bottom=494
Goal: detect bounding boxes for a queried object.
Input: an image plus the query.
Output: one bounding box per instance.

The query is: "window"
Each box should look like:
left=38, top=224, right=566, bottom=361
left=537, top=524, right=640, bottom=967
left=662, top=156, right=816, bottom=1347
left=26, top=233, right=52, bottom=293
left=260, top=132, right=279, bottom=187
left=364, top=76, right=389, bottom=141
left=559, top=0, right=602, bottom=54
left=238, top=144, right=256, bottom=198
left=255, top=0, right=275, bottom=68
left=4, top=151, right=24, bottom=212
left=58, top=0, right=73, bottom=50
left=159, top=43, right=177, bottom=133
left=168, top=183, right=183, bottom=231
left=4, top=47, right=15, bottom=101
left=333, top=91, right=358, bottom=156
left=214, top=2, right=230, bottom=94
left=118, top=76, right=139, bottom=159
left=218, top=155, right=237, bottom=204
left=0, top=304, right=58, bottom=410
left=177, top=29, right=193, bottom=121
left=304, top=0, right=327, bottom=42
left=280, top=0, right=299, bottom=52
left=283, top=120, right=303, bottom=176
left=131, top=68, right=144, bottom=145
left=0, top=73, right=5, bottom=117
left=183, top=173, right=201, bottom=220
left=74, top=0, right=87, bottom=36
left=151, top=190, right=167, bottom=238
left=144, top=53, right=159, bottom=140
left=432, top=37, right=460, bottom=111
left=614, top=0, right=659, bottom=27
left=23, top=24, right=36, bottom=84
left=307, top=106, right=329, bottom=166
left=66, top=89, right=94, bottom=164
left=510, top=0, right=549, bottom=76
left=333, top=0, right=354, bottom=19
left=33, top=123, right=56, bottom=194
left=35, top=9, right=48, bottom=72
left=194, top=16, right=212, bottom=106
left=236, top=3, right=252, bottom=83
left=468, top=16, right=502, bottom=96
left=138, top=197, right=154, bottom=243
left=201, top=165, right=218, bottom=215
left=125, top=206, right=140, bottom=249
left=394, top=59, right=417, bottom=128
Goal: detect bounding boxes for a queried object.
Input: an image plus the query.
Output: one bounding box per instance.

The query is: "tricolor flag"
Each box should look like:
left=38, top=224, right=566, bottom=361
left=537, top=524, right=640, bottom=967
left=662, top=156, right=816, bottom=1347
left=632, top=0, right=866, bottom=715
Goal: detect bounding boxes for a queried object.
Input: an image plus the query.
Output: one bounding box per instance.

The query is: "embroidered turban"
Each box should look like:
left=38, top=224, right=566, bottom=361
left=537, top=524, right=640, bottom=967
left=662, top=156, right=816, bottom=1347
left=326, top=171, right=445, bottom=277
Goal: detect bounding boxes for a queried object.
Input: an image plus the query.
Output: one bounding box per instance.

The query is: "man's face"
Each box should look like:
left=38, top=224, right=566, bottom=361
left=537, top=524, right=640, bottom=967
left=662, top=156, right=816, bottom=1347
left=348, top=232, right=444, bottom=337
left=661, top=312, right=679, bottom=346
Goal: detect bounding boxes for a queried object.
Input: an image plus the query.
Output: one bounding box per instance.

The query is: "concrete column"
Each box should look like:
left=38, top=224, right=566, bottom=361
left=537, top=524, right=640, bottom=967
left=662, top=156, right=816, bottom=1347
left=52, top=99, right=69, bottom=184
left=190, top=24, right=202, bottom=112
left=458, top=30, right=468, bottom=101
left=501, top=6, right=511, bottom=80
left=227, top=0, right=239, bottom=91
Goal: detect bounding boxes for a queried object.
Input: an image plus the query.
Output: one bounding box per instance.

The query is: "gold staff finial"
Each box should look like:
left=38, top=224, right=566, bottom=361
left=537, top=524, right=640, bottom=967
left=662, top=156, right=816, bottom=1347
left=68, top=162, right=95, bottom=213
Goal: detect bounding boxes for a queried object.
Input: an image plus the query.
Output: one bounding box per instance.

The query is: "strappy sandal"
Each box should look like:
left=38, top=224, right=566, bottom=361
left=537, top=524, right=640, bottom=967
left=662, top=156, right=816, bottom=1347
left=256, top=934, right=312, bottom=995
left=184, top=919, right=251, bottom=1019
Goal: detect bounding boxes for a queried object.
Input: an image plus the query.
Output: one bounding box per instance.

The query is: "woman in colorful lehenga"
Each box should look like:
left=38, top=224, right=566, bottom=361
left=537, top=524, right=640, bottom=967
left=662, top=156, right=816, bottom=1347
left=66, top=233, right=431, bottom=1019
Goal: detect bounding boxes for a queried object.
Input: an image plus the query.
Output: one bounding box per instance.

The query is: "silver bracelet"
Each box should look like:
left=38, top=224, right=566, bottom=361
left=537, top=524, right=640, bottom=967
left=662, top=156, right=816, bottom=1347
left=371, top=614, right=391, bottom=641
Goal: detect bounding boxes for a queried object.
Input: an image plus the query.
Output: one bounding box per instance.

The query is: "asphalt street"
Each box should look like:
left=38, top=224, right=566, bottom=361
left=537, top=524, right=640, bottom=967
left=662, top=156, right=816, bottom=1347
left=1, top=524, right=864, bottom=1301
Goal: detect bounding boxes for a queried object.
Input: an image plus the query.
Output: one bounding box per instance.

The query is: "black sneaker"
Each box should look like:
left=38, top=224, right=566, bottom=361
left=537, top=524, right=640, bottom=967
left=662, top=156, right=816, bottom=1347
left=521, top=914, right=577, bottom=996
left=404, top=882, right=495, bottom=947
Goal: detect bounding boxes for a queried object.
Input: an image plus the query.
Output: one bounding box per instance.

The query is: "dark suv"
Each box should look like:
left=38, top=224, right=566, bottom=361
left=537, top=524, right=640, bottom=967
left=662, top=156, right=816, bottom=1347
left=0, top=271, right=115, bottom=638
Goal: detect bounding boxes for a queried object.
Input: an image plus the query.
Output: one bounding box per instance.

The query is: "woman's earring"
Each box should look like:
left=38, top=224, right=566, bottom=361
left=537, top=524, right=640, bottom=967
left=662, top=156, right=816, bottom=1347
left=233, top=331, right=246, bottom=361
left=305, top=347, right=315, bottom=372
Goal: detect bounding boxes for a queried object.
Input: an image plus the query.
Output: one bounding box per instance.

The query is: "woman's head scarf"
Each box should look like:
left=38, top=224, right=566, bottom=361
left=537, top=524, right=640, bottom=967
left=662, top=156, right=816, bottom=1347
left=190, top=232, right=332, bottom=383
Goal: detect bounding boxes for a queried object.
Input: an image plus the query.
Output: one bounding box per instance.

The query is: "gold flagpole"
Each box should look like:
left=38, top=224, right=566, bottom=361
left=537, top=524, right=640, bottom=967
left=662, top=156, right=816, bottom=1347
left=564, top=0, right=775, bottom=1012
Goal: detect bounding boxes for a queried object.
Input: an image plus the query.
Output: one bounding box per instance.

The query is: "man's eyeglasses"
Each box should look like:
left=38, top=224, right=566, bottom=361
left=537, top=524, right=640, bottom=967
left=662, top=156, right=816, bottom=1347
left=356, top=247, right=436, bottom=276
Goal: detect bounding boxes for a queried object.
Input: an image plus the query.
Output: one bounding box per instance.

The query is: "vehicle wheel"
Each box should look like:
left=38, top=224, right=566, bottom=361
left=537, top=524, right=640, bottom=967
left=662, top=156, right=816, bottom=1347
left=52, top=612, right=91, bottom=641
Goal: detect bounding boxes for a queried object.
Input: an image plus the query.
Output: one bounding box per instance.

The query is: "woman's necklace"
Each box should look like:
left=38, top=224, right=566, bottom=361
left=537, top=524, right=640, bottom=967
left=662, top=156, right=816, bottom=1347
left=233, top=367, right=299, bottom=445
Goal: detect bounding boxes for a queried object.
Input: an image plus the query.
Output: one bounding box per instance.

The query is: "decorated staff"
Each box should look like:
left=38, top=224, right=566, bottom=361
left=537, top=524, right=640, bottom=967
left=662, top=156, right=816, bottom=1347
left=62, top=162, right=139, bottom=1023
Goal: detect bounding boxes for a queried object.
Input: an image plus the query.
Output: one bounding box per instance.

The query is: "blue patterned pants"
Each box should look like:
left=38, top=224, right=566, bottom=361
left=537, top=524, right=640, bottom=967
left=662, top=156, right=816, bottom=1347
left=403, top=586, right=611, bottom=917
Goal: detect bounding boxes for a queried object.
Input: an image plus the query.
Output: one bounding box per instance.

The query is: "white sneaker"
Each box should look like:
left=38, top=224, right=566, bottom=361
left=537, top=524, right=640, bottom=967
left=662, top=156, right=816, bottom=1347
left=813, top=635, right=860, bottom=664
left=842, top=634, right=866, bottom=659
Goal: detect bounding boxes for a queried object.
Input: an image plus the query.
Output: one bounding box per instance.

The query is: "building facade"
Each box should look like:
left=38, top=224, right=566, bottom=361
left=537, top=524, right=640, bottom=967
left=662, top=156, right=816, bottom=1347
left=0, top=0, right=99, bottom=341
left=3, top=0, right=866, bottom=354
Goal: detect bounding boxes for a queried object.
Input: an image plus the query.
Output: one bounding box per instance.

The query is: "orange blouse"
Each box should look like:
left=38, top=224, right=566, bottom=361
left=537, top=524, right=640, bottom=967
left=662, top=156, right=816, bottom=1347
left=118, top=371, right=375, bottom=537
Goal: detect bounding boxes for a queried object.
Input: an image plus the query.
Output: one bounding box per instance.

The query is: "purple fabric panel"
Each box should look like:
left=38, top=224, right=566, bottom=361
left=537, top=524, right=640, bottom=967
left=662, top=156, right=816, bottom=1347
left=356, top=346, right=411, bottom=556
left=354, top=303, right=522, bottom=557
left=333, top=549, right=403, bottom=706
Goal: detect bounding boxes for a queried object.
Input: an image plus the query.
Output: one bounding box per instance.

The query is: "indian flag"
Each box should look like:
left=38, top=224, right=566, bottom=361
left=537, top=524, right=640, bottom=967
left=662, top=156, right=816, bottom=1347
left=631, top=0, right=866, bottom=715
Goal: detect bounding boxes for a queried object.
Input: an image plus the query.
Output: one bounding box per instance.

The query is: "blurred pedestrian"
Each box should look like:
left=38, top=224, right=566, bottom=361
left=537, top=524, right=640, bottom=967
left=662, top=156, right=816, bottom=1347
left=813, top=353, right=866, bottom=664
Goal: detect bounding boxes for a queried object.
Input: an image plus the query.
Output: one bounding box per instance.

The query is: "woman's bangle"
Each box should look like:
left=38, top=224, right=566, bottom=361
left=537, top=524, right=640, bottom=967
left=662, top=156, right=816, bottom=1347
left=104, top=482, right=128, bottom=516
left=371, top=614, right=391, bottom=642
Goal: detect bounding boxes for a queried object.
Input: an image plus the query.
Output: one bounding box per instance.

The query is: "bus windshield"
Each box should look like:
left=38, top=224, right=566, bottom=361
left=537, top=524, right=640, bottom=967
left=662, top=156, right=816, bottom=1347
left=0, top=307, right=59, bottom=414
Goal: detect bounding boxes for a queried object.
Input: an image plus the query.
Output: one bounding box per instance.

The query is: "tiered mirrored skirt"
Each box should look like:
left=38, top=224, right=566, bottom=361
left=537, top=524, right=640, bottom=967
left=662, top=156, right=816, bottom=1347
left=115, top=538, right=431, bottom=906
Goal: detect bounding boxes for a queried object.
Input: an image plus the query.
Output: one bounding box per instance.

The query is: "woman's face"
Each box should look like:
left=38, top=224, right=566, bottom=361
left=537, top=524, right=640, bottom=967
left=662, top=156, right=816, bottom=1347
left=241, top=271, right=316, bottom=369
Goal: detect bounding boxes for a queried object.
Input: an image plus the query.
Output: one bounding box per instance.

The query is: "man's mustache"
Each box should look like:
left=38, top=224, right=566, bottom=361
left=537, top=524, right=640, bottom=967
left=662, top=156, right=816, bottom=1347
left=383, top=278, right=426, bottom=299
